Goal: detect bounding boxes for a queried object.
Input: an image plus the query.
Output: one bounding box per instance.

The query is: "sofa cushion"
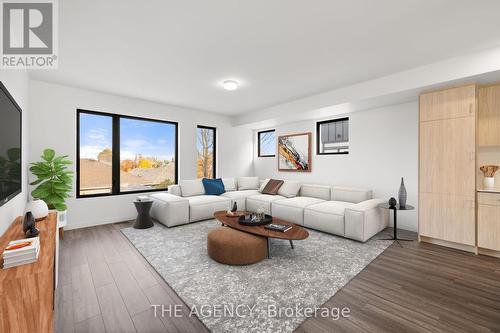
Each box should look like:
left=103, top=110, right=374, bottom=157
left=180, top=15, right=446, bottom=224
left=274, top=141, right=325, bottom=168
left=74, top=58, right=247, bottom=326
left=303, top=201, right=354, bottom=236
left=271, top=197, right=325, bottom=225
left=246, top=194, right=286, bottom=215
left=258, top=178, right=270, bottom=193
left=202, top=178, right=225, bottom=195
left=299, top=184, right=331, bottom=201
left=305, top=200, right=354, bottom=216
left=149, top=193, right=189, bottom=227
left=187, top=195, right=231, bottom=222
left=237, top=177, right=260, bottom=190
left=262, top=179, right=284, bottom=195
left=331, top=186, right=373, bottom=203
left=220, top=190, right=259, bottom=211
left=222, top=178, right=236, bottom=192
left=167, top=184, right=181, bottom=196
left=278, top=181, right=301, bottom=198
left=179, top=179, right=205, bottom=197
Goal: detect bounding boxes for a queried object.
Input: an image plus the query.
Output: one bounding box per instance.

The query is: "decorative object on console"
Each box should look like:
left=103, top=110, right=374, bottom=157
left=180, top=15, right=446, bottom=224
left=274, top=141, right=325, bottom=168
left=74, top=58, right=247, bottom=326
left=30, top=148, right=73, bottom=211
left=388, top=197, right=397, bottom=208
left=262, top=179, right=284, bottom=195
left=202, top=178, right=225, bottom=195
left=278, top=132, right=311, bottom=172
left=480, top=165, right=499, bottom=188
left=25, top=199, right=49, bottom=221
left=398, top=177, right=407, bottom=208
left=231, top=202, right=237, bottom=212
left=22, top=211, right=39, bottom=238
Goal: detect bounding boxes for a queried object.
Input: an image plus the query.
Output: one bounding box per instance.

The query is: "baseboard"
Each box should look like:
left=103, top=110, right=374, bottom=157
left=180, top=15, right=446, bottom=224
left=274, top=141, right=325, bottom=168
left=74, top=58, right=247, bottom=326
left=64, top=215, right=135, bottom=231
left=419, top=235, right=476, bottom=254
left=478, top=247, right=500, bottom=259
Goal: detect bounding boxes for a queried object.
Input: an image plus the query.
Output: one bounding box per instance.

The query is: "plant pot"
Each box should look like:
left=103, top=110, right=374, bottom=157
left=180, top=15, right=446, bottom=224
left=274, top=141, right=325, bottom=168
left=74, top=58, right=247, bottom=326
left=484, top=177, right=495, bottom=189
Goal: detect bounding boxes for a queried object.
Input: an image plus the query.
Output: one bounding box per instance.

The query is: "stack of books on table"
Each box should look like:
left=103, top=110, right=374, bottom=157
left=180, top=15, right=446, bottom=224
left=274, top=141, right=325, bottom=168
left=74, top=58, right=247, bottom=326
left=2, top=237, right=40, bottom=269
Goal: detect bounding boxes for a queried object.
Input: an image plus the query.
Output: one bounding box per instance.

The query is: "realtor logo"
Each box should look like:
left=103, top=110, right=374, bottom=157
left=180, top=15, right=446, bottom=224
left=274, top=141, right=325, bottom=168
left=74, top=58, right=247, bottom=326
left=1, top=0, right=58, bottom=68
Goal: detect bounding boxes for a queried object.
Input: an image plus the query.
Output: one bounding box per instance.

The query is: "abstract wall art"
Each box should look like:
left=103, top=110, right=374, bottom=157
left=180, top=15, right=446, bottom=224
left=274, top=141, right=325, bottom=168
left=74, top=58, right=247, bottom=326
left=278, top=132, right=311, bottom=172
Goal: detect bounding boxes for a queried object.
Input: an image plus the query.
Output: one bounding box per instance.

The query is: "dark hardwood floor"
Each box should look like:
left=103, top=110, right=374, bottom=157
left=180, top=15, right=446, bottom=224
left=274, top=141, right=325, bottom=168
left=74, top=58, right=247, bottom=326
left=56, top=224, right=500, bottom=333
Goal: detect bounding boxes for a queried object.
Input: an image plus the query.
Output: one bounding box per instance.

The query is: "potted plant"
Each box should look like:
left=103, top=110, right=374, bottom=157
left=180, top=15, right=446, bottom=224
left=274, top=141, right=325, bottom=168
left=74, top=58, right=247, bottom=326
left=29, top=149, right=73, bottom=228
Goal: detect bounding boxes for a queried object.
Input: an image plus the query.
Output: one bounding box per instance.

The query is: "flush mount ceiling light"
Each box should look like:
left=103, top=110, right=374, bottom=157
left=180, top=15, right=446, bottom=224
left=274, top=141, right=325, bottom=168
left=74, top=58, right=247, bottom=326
left=222, top=80, right=239, bottom=91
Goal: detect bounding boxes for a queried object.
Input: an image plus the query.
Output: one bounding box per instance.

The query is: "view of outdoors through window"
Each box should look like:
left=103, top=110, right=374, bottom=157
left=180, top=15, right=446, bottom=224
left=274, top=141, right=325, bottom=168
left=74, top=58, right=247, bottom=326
left=197, top=126, right=215, bottom=178
left=259, top=130, right=276, bottom=156
left=78, top=112, right=177, bottom=196
left=119, top=118, right=177, bottom=192
left=79, top=113, right=113, bottom=195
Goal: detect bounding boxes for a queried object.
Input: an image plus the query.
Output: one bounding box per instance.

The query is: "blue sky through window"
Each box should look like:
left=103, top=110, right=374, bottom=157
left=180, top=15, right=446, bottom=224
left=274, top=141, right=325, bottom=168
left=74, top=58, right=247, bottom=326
left=79, top=113, right=176, bottom=161
left=120, top=118, right=176, bottom=161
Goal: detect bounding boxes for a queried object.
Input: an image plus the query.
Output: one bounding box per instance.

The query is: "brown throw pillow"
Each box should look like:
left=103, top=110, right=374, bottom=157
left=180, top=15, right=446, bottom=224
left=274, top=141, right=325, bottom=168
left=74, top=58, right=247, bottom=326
left=262, top=179, right=284, bottom=195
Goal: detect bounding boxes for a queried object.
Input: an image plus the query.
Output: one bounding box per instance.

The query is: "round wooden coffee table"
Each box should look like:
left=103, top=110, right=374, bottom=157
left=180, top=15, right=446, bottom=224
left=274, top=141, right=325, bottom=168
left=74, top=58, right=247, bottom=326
left=213, top=211, right=309, bottom=258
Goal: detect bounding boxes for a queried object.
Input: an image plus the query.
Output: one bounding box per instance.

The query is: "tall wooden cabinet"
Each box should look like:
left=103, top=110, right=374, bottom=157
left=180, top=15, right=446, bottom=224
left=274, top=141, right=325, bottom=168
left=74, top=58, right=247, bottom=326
left=419, top=85, right=477, bottom=247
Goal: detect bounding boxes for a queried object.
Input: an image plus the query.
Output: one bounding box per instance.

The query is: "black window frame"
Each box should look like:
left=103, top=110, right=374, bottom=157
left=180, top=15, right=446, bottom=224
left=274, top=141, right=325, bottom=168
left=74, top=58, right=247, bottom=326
left=196, top=125, right=217, bottom=179
left=76, top=109, right=179, bottom=198
left=257, top=129, right=276, bottom=157
left=316, top=117, right=349, bottom=155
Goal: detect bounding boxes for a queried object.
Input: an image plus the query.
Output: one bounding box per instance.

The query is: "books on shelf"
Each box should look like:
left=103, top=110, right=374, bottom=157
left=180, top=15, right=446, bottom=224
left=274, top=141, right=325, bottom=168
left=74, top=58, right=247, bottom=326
left=265, top=223, right=293, bottom=232
left=2, top=236, right=40, bottom=269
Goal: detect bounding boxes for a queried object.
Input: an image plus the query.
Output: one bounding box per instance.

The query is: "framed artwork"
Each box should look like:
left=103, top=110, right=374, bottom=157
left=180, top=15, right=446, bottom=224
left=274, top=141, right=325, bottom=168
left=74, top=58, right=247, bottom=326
left=278, top=132, right=311, bottom=172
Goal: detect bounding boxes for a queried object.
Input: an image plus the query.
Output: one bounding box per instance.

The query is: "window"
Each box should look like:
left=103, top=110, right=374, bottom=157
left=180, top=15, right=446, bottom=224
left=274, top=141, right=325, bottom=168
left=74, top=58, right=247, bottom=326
left=197, top=126, right=216, bottom=178
left=316, top=117, right=349, bottom=154
left=258, top=129, right=276, bottom=157
left=77, top=109, right=178, bottom=197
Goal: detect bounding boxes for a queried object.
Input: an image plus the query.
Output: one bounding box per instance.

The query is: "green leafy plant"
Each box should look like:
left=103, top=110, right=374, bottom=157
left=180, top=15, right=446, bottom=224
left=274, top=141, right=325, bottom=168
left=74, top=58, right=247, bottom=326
left=30, top=149, right=73, bottom=211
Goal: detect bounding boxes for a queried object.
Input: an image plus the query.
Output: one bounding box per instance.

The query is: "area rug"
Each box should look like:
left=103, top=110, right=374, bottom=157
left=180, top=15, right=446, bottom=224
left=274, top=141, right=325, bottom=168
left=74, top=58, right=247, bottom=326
left=121, top=220, right=392, bottom=332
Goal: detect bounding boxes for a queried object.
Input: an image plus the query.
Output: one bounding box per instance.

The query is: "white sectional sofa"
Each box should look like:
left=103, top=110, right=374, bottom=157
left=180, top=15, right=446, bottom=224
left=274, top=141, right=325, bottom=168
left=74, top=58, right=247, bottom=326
left=149, top=177, right=389, bottom=242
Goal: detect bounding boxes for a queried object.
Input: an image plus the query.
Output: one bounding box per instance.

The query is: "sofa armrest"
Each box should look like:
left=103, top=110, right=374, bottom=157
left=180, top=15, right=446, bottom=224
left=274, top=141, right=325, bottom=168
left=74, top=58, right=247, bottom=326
left=344, top=199, right=389, bottom=242
left=168, top=184, right=182, bottom=197
left=150, top=193, right=189, bottom=227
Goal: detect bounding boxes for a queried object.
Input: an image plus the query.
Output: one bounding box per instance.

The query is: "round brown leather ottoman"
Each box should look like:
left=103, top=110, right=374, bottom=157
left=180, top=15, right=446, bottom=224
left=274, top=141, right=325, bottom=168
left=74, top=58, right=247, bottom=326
left=207, top=227, right=267, bottom=265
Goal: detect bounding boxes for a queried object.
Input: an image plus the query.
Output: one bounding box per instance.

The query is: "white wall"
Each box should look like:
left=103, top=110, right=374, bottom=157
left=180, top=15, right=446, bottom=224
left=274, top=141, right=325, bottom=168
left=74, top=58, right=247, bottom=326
left=0, top=71, right=29, bottom=236
left=29, top=80, right=253, bottom=230
left=253, top=102, right=419, bottom=231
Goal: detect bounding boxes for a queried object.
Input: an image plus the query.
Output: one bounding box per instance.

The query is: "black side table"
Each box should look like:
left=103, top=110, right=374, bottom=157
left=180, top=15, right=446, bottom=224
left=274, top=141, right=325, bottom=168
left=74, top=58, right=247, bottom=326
left=378, top=203, right=414, bottom=242
left=133, top=200, right=154, bottom=229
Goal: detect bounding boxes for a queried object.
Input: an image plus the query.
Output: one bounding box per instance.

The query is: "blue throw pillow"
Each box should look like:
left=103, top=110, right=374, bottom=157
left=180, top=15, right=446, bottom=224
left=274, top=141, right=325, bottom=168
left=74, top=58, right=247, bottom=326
left=202, top=178, right=226, bottom=195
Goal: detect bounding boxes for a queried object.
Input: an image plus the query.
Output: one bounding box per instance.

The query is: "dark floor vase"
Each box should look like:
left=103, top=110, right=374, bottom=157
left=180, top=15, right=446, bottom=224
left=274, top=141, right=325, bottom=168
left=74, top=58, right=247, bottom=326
left=398, top=177, right=407, bottom=208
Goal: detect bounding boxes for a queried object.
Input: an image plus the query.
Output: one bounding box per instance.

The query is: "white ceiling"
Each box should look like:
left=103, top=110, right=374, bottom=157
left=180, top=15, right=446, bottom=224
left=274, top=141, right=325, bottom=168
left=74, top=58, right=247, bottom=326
left=30, top=0, right=500, bottom=115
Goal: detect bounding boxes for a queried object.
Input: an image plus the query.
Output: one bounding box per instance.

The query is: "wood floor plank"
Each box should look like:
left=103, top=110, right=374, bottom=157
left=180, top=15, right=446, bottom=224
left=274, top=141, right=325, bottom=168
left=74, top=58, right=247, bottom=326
left=108, top=261, right=151, bottom=316
left=81, top=228, right=115, bottom=288
left=56, top=283, right=74, bottom=333
left=95, top=283, right=137, bottom=333
left=74, top=315, right=106, bottom=333
left=71, top=264, right=101, bottom=323
left=131, top=308, right=167, bottom=333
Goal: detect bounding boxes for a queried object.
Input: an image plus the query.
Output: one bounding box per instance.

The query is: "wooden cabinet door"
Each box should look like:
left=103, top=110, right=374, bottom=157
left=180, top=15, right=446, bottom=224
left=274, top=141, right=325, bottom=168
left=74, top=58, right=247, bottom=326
left=420, top=84, right=476, bottom=122
left=420, top=117, right=475, bottom=195
left=419, top=85, right=476, bottom=245
left=478, top=193, right=500, bottom=251
left=478, top=84, right=500, bottom=146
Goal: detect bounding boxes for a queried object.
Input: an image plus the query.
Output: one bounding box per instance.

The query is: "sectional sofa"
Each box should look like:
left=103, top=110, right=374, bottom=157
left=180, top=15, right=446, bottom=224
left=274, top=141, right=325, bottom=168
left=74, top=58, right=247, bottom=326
left=149, top=177, right=389, bottom=242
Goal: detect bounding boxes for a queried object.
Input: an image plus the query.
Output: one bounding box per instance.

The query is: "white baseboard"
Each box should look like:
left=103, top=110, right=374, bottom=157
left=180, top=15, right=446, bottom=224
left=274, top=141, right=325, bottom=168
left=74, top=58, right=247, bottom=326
left=64, top=215, right=135, bottom=231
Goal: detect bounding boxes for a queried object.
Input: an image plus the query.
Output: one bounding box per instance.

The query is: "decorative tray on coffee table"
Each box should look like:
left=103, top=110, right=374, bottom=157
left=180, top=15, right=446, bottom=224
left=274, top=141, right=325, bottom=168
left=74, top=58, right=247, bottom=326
left=225, top=211, right=246, bottom=218
left=238, top=214, right=273, bottom=226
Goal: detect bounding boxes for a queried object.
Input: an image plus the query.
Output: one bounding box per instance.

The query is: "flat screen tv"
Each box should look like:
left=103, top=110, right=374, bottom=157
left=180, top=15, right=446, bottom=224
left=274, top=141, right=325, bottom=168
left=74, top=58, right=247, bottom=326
left=0, top=82, right=22, bottom=207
